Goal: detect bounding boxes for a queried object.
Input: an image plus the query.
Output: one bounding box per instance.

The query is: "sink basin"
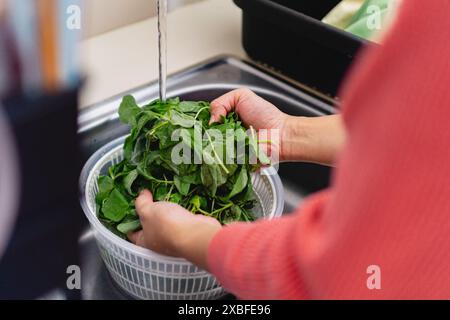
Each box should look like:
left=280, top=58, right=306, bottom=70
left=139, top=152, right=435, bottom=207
left=77, top=56, right=334, bottom=299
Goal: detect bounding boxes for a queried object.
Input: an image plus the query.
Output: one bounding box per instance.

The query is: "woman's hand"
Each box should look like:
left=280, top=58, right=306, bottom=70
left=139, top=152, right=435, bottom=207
left=211, top=88, right=288, bottom=131
left=128, top=190, right=222, bottom=271
left=211, top=88, right=346, bottom=166
left=211, top=88, right=291, bottom=163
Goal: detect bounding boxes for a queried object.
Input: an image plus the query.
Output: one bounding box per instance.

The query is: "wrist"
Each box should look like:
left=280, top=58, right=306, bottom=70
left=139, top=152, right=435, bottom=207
left=280, top=116, right=312, bottom=162
left=174, top=221, right=222, bottom=271
left=281, top=115, right=345, bottom=165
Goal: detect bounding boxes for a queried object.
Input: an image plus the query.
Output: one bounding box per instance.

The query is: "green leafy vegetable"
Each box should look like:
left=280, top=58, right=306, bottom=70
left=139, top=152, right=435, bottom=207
left=174, top=175, right=190, bottom=196
left=117, top=219, right=141, bottom=234
left=96, top=96, right=270, bottom=238
left=228, top=167, right=248, bottom=199
left=96, top=175, right=114, bottom=203
left=119, top=95, right=141, bottom=126
left=101, top=189, right=130, bottom=222
left=123, top=169, right=139, bottom=195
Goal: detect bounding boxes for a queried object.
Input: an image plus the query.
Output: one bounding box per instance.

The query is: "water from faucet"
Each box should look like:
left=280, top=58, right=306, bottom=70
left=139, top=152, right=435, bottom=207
left=157, top=0, right=167, bottom=103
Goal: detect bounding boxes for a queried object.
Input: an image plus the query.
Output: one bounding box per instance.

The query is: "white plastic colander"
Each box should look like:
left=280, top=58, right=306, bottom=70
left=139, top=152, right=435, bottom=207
left=79, top=136, right=284, bottom=300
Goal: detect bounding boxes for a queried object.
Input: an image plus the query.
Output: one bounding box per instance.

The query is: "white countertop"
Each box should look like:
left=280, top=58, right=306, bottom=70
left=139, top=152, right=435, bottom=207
left=80, top=0, right=246, bottom=108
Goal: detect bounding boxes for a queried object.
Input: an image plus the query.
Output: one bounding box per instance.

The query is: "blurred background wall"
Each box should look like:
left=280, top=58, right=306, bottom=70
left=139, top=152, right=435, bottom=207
left=85, top=0, right=201, bottom=37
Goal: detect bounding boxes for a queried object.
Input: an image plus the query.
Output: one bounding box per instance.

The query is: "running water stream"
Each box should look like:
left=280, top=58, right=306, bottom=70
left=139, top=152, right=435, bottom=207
left=157, top=0, right=167, bottom=103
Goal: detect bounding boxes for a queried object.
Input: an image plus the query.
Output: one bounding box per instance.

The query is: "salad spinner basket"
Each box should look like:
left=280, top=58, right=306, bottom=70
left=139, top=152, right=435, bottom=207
left=80, top=136, right=284, bottom=300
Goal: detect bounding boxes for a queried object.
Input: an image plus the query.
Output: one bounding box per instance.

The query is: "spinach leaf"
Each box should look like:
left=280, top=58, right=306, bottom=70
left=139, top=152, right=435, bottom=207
left=170, top=110, right=196, bottom=128
left=123, top=169, right=139, bottom=195
left=96, top=175, right=114, bottom=204
left=201, top=164, right=218, bottom=196
left=174, top=175, right=190, bottom=196
left=154, top=185, right=169, bottom=201
left=102, top=189, right=130, bottom=222
left=119, top=95, right=141, bottom=126
left=178, top=101, right=204, bottom=113
left=228, top=167, right=248, bottom=199
left=192, top=194, right=207, bottom=208
left=169, top=193, right=183, bottom=204
left=117, top=219, right=141, bottom=234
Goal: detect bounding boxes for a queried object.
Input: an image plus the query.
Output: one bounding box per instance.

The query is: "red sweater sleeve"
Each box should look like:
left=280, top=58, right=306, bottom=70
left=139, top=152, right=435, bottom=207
left=207, top=0, right=450, bottom=299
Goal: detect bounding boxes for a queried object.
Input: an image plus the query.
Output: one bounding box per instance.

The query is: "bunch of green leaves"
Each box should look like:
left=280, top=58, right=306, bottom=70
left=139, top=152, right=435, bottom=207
left=95, top=95, right=269, bottom=239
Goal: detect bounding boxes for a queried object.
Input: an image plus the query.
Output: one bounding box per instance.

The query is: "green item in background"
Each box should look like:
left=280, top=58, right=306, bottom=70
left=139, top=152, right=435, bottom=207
left=322, top=0, right=396, bottom=42
left=345, top=0, right=391, bottom=41
left=322, top=0, right=365, bottom=30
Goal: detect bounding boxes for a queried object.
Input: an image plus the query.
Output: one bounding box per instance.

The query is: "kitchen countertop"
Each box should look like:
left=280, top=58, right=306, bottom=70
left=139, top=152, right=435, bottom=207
left=80, top=0, right=246, bottom=108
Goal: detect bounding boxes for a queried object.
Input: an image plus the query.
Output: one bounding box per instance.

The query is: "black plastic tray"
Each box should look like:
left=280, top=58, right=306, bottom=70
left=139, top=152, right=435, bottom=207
left=234, top=0, right=371, bottom=97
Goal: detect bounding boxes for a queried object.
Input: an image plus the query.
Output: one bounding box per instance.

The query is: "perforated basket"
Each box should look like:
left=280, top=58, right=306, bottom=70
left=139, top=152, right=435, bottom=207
left=79, top=136, right=284, bottom=300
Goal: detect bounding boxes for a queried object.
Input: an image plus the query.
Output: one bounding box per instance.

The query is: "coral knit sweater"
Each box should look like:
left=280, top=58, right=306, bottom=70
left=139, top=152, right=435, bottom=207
left=207, top=0, right=450, bottom=299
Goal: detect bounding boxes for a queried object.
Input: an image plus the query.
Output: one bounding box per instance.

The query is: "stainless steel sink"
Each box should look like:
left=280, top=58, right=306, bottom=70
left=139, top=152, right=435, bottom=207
left=77, top=56, right=334, bottom=299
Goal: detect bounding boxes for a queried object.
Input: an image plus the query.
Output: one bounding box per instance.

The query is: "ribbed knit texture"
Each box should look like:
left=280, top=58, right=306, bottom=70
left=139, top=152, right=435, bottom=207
left=207, top=0, right=450, bottom=299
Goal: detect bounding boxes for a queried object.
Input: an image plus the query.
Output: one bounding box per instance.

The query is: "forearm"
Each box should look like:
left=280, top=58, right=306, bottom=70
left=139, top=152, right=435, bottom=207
left=281, top=114, right=346, bottom=166
left=206, top=191, right=331, bottom=299
left=172, top=114, right=345, bottom=271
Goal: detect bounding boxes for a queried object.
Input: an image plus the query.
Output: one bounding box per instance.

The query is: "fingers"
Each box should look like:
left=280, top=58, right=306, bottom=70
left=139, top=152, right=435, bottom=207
left=210, top=95, right=232, bottom=124
left=130, top=191, right=153, bottom=245
left=127, top=230, right=144, bottom=245
left=210, top=88, right=253, bottom=124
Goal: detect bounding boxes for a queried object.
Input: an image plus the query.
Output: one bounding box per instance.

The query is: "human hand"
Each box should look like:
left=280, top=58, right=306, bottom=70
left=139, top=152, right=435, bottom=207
left=128, top=190, right=222, bottom=271
left=210, top=88, right=288, bottom=130
left=211, top=88, right=346, bottom=166
left=210, top=88, right=290, bottom=162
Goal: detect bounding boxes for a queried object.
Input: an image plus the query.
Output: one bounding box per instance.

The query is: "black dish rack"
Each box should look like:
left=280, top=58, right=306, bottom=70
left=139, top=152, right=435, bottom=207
left=234, top=0, right=372, bottom=98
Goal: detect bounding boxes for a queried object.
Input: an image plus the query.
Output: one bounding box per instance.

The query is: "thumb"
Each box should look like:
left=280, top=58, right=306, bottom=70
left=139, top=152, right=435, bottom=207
left=135, top=189, right=154, bottom=217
